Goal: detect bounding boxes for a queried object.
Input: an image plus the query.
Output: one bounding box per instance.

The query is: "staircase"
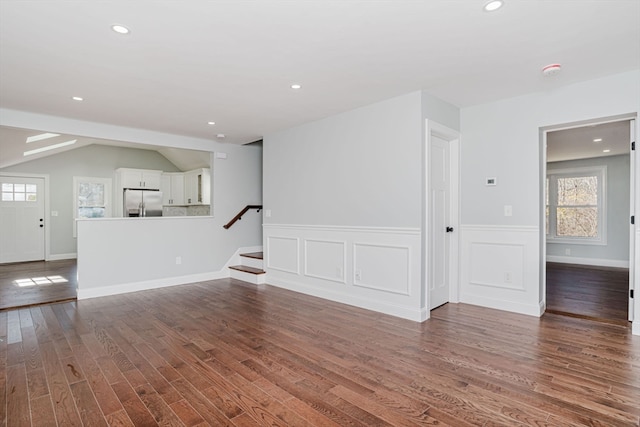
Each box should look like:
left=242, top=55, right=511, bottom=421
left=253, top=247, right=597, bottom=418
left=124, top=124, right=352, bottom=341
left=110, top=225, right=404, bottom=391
left=229, top=252, right=266, bottom=284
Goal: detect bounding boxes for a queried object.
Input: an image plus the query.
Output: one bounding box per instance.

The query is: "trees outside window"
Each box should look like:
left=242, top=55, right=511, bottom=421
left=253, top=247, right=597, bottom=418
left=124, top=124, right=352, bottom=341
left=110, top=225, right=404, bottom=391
left=547, top=166, right=606, bottom=244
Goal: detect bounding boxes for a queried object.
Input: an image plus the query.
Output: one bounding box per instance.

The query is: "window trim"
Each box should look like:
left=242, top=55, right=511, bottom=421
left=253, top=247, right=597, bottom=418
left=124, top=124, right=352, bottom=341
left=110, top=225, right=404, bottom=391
left=546, top=165, right=607, bottom=246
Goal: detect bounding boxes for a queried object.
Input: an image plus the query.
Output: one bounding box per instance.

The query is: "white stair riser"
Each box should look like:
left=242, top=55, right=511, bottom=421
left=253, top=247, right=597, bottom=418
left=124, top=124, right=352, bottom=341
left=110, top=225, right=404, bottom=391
left=239, top=256, right=264, bottom=269
left=230, top=268, right=266, bottom=284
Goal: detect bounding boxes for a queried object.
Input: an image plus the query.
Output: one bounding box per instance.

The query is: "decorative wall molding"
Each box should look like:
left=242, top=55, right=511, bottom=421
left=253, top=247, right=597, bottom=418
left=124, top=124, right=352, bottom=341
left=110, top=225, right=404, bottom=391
left=353, top=243, right=411, bottom=295
left=460, top=224, right=541, bottom=317
left=304, top=239, right=346, bottom=284
left=263, top=224, right=423, bottom=321
left=263, top=223, right=420, bottom=235
left=266, top=236, right=300, bottom=274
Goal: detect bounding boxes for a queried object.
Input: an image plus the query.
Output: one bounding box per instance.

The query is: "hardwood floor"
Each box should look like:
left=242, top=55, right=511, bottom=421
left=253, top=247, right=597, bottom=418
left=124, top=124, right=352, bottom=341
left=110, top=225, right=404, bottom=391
left=546, top=262, right=629, bottom=325
left=0, top=260, right=77, bottom=311
left=2, top=278, right=639, bottom=426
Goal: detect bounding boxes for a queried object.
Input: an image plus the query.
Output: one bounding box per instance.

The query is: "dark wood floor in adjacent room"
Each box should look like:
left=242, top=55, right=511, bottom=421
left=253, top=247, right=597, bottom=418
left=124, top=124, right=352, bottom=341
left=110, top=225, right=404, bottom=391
left=2, top=278, right=639, bottom=426
left=0, top=260, right=77, bottom=311
left=546, top=262, right=629, bottom=325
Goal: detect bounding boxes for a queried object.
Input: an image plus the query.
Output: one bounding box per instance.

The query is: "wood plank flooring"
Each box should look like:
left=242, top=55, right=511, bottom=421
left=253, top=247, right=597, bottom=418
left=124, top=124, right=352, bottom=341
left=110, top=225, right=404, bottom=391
left=0, top=260, right=77, bottom=311
left=1, top=278, right=639, bottom=426
left=546, top=262, right=629, bottom=325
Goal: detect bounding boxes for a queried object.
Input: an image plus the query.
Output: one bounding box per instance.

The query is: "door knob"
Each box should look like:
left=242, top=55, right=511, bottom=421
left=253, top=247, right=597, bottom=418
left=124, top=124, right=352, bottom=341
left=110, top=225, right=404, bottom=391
left=446, top=226, right=454, bottom=232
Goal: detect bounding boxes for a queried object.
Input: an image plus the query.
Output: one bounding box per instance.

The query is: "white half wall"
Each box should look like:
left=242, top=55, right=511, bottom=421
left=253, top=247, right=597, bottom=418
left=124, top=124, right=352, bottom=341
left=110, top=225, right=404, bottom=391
left=460, top=225, right=542, bottom=316
left=264, top=224, right=424, bottom=321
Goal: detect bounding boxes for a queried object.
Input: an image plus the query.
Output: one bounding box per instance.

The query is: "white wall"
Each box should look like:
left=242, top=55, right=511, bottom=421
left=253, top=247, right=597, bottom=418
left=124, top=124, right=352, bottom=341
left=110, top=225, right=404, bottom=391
left=263, top=91, right=459, bottom=320
left=459, top=71, right=639, bottom=326
left=264, top=91, right=423, bottom=228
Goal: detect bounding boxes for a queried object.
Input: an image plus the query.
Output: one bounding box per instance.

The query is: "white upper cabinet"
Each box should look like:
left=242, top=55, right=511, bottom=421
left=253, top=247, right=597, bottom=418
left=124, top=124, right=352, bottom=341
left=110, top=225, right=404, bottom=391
left=161, top=173, right=185, bottom=205
left=117, top=168, right=162, bottom=190
left=184, top=168, right=210, bottom=205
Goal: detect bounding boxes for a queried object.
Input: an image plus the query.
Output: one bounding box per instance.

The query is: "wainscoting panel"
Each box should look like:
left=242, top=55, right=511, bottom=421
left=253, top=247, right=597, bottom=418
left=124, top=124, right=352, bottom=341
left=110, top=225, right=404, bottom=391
left=304, top=239, right=346, bottom=283
left=266, top=236, right=299, bottom=274
left=469, top=242, right=525, bottom=291
left=263, top=224, right=424, bottom=321
left=460, top=225, right=541, bottom=316
left=353, top=243, right=410, bottom=295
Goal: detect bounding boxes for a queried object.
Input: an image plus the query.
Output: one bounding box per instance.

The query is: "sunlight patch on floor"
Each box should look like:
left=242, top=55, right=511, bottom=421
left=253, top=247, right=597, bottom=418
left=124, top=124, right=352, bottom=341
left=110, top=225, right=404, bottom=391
left=14, top=275, right=68, bottom=287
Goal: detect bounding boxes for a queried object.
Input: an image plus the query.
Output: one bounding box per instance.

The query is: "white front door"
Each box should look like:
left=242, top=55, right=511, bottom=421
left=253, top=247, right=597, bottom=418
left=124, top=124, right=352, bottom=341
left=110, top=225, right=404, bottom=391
left=0, top=176, right=46, bottom=263
left=429, top=134, right=451, bottom=309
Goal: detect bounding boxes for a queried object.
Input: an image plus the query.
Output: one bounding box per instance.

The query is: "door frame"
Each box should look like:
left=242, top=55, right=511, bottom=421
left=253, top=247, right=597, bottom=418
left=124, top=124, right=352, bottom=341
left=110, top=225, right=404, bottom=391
left=0, top=172, right=51, bottom=262
left=424, top=120, right=460, bottom=315
left=539, top=113, right=637, bottom=324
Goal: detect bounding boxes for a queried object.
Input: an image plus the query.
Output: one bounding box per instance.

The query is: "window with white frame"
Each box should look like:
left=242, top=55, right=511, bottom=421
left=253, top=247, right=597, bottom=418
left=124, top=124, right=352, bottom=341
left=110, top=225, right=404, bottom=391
left=73, top=176, right=112, bottom=237
left=546, top=165, right=606, bottom=244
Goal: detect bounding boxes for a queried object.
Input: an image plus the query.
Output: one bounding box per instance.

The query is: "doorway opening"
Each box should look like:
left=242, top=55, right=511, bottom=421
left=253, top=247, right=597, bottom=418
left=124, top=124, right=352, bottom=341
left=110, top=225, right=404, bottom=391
left=542, top=117, right=635, bottom=325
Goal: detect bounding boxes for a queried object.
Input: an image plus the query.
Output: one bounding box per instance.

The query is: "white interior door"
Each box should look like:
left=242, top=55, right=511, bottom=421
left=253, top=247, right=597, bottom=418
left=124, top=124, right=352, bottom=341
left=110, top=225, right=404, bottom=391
left=429, top=134, right=451, bottom=309
left=0, top=176, right=45, bottom=263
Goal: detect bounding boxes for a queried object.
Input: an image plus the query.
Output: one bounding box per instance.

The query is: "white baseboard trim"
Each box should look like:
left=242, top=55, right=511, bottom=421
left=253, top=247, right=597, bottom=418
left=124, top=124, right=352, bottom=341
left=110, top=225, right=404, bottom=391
left=77, top=269, right=228, bottom=300
left=48, top=253, right=77, bottom=261
left=633, top=320, right=639, bottom=336
left=460, top=294, right=543, bottom=317
left=267, top=276, right=427, bottom=322
left=546, top=255, right=629, bottom=268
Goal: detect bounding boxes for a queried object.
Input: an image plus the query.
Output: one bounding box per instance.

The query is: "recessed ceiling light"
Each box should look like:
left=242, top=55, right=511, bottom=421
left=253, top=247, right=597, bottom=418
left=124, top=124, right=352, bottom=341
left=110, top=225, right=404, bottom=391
left=291, top=84, right=301, bottom=90
left=72, top=96, right=83, bottom=101
left=593, top=138, right=603, bottom=142
left=217, top=134, right=225, bottom=139
left=603, top=149, right=611, bottom=153
left=483, top=0, right=504, bottom=12
left=111, top=24, right=130, bottom=34
left=207, top=121, right=216, bottom=125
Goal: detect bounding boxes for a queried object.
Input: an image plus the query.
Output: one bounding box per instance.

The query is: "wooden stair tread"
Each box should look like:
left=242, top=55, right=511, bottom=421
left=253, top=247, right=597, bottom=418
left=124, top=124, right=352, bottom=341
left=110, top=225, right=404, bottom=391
left=240, top=252, right=263, bottom=260
left=229, top=265, right=265, bottom=275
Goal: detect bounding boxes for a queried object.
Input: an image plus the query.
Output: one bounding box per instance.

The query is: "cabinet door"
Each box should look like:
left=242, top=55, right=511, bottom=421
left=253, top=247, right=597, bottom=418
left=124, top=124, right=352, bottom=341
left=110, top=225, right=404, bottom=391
left=141, top=171, right=161, bottom=190
left=121, top=170, right=144, bottom=188
left=171, top=174, right=185, bottom=205
left=184, top=171, right=197, bottom=204
left=161, top=174, right=172, bottom=204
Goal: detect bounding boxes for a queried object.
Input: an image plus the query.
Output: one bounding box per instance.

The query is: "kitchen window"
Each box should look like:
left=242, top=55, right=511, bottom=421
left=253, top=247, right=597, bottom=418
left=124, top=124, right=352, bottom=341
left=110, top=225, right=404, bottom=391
left=546, top=165, right=606, bottom=245
left=73, top=176, right=112, bottom=237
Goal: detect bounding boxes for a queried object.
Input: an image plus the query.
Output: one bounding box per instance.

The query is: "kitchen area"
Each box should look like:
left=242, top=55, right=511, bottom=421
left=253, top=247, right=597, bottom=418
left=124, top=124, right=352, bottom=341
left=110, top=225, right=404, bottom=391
left=116, top=166, right=211, bottom=218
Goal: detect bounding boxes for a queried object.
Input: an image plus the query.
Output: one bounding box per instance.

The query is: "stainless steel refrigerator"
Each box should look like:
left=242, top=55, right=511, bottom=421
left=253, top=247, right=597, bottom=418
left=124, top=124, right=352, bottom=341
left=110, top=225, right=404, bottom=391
left=123, top=189, right=163, bottom=217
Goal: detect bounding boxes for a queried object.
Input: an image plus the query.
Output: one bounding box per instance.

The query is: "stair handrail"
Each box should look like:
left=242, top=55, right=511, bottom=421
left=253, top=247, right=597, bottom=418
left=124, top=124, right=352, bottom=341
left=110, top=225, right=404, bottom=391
left=223, top=205, right=262, bottom=229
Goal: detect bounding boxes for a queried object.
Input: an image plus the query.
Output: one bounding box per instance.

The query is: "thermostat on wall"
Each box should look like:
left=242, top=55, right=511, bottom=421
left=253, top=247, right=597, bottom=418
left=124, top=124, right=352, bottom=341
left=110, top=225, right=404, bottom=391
left=486, top=177, right=497, bottom=186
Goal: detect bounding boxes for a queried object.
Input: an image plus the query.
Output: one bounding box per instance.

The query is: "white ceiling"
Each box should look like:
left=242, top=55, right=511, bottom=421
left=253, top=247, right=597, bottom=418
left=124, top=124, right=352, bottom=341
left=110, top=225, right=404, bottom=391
left=0, top=0, right=638, bottom=152
left=547, top=120, right=631, bottom=163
